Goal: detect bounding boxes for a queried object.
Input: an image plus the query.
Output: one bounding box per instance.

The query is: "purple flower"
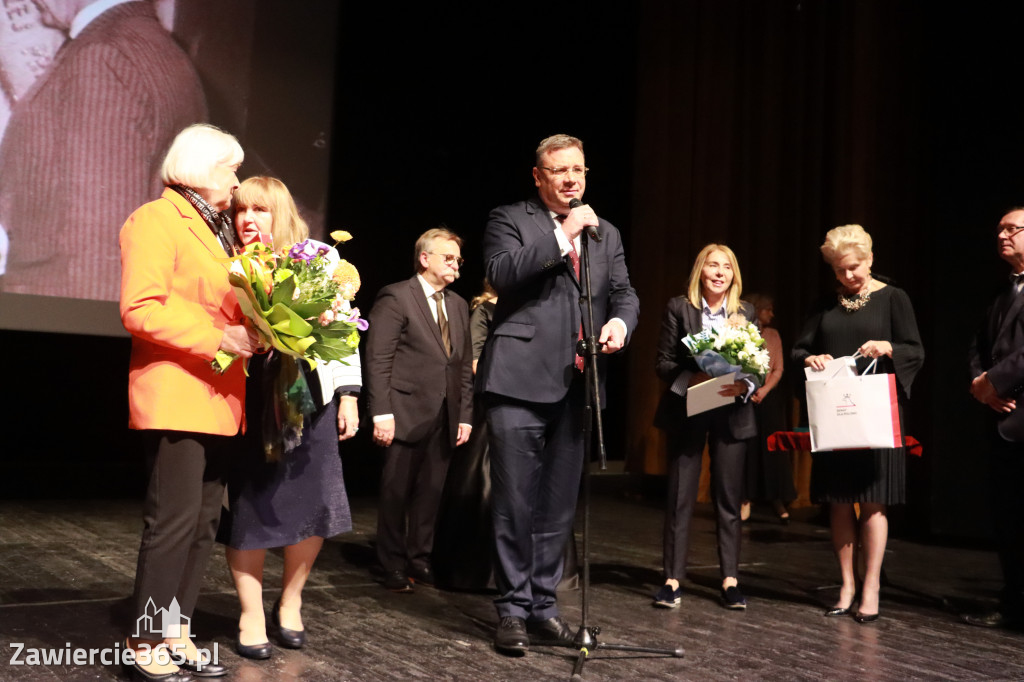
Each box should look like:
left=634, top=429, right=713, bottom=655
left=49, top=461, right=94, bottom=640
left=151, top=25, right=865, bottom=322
left=344, top=308, right=369, bottom=331
left=288, top=240, right=319, bottom=262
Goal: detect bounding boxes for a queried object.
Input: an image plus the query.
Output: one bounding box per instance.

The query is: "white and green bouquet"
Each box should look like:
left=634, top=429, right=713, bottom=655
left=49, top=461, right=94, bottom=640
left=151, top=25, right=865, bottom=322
left=682, top=314, right=770, bottom=386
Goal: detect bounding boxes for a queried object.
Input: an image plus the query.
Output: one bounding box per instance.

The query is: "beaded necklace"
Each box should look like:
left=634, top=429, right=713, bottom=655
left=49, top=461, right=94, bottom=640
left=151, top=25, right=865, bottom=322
left=838, top=279, right=872, bottom=312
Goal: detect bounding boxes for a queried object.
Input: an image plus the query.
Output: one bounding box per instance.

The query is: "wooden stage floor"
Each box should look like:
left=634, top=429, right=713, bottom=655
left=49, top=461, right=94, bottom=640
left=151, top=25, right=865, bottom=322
left=0, top=491, right=1021, bottom=681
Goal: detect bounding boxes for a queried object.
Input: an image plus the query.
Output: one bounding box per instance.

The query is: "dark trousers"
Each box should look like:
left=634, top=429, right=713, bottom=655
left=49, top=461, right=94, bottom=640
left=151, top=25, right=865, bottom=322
left=487, top=382, right=584, bottom=621
left=376, top=409, right=453, bottom=572
left=663, top=408, right=746, bottom=581
left=132, top=430, right=232, bottom=638
left=991, top=438, right=1024, bottom=612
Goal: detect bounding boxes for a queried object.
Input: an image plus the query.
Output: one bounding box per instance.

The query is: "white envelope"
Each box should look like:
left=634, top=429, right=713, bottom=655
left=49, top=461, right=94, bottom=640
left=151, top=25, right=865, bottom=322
left=804, top=356, right=858, bottom=382
left=686, top=372, right=737, bottom=416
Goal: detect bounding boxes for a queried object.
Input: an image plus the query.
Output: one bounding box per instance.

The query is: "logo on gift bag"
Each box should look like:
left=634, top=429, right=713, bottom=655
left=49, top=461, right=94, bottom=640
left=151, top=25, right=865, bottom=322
left=837, top=392, right=856, bottom=409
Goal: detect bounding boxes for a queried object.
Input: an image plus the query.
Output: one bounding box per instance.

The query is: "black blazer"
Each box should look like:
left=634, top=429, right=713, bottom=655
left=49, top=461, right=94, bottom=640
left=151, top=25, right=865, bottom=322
left=364, top=276, right=473, bottom=445
left=970, top=284, right=1024, bottom=443
left=478, top=196, right=639, bottom=406
left=653, top=296, right=757, bottom=440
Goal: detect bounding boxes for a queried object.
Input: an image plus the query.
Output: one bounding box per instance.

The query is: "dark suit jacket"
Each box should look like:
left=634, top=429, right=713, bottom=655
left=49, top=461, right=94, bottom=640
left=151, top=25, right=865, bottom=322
left=478, top=196, right=640, bottom=406
left=970, top=284, right=1024, bottom=443
left=653, top=296, right=757, bottom=440
left=0, top=1, right=206, bottom=300
left=365, top=276, right=473, bottom=445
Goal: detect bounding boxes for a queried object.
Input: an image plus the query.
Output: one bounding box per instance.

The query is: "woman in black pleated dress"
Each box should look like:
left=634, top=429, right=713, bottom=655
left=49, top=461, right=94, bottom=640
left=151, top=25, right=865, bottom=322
left=793, top=224, right=924, bottom=623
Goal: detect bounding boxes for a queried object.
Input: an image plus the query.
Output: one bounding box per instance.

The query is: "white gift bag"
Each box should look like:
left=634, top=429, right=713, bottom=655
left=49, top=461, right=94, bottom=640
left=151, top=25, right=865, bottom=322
left=805, top=360, right=902, bottom=452
left=804, top=355, right=858, bottom=382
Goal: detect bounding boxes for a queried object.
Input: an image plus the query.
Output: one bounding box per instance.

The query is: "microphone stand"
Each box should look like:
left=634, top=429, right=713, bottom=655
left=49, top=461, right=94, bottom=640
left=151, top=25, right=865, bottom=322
left=565, top=227, right=684, bottom=681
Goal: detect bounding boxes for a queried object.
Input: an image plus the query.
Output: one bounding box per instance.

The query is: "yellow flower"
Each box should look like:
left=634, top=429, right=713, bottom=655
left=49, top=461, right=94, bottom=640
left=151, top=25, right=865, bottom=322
left=332, top=259, right=361, bottom=298
left=330, top=230, right=353, bottom=243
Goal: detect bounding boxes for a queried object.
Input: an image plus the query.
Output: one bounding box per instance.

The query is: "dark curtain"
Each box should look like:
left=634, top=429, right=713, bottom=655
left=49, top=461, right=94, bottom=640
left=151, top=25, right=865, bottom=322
left=625, top=0, right=1024, bottom=538
left=627, top=0, right=923, bottom=470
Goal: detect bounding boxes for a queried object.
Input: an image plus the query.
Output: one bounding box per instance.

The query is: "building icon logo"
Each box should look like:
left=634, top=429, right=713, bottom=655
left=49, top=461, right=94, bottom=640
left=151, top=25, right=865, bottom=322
left=132, top=598, right=192, bottom=640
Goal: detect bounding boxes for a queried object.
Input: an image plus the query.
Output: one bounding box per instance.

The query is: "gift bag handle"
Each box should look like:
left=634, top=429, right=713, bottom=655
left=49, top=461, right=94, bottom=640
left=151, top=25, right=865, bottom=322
left=862, top=356, right=880, bottom=375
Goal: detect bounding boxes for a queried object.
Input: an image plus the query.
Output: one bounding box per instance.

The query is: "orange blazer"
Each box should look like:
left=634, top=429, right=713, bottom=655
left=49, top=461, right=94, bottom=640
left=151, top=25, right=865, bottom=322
left=120, top=188, right=246, bottom=435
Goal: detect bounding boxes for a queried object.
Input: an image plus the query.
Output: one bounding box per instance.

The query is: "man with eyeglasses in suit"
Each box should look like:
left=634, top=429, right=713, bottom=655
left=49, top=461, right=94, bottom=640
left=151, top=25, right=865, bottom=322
left=365, top=228, right=474, bottom=593
left=966, top=208, right=1024, bottom=630
left=479, top=134, right=639, bottom=655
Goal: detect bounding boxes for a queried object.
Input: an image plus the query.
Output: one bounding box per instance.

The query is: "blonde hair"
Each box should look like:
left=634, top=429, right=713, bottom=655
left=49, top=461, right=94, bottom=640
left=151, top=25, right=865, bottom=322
left=161, top=124, right=243, bottom=190
left=233, top=176, right=308, bottom=246
left=821, top=224, right=872, bottom=264
left=687, top=243, right=743, bottom=315
left=413, top=227, right=463, bottom=273
left=535, top=134, right=583, bottom=166
left=471, top=278, right=497, bottom=309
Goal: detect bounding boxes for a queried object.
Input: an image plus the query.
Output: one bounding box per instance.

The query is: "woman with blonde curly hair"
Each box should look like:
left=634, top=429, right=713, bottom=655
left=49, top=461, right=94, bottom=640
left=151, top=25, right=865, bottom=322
left=793, top=224, right=924, bottom=623
left=217, top=176, right=362, bottom=659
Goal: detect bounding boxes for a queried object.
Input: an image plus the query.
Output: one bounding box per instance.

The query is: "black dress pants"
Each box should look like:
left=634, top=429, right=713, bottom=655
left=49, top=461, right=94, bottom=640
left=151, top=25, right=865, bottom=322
left=488, top=381, right=585, bottom=621
left=376, top=408, right=453, bottom=573
left=132, top=430, right=232, bottom=639
left=663, top=408, right=746, bottom=581
left=991, top=437, right=1024, bottom=613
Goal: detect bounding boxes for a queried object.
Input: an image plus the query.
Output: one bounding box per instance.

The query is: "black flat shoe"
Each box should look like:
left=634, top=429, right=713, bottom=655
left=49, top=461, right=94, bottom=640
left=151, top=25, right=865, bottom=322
left=720, top=585, right=747, bottom=610
left=178, top=655, right=228, bottom=677
left=853, top=611, right=879, bottom=624
left=273, top=599, right=306, bottom=649
left=235, top=632, right=272, bottom=660
left=824, top=606, right=851, bottom=617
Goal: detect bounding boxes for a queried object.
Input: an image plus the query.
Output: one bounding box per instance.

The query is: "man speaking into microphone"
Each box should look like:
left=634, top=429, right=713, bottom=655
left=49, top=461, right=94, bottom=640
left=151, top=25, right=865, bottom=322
left=479, top=134, right=639, bottom=655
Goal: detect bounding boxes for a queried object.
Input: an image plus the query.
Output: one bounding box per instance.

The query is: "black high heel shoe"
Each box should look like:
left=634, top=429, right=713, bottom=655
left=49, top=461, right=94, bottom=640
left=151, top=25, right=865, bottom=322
left=235, top=631, right=272, bottom=660
left=824, top=587, right=859, bottom=617
left=853, top=611, right=880, bottom=624
left=273, top=599, right=306, bottom=649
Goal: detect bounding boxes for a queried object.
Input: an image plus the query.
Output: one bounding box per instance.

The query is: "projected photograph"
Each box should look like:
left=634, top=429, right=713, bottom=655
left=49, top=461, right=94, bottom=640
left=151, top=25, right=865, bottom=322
left=0, top=0, right=338, bottom=310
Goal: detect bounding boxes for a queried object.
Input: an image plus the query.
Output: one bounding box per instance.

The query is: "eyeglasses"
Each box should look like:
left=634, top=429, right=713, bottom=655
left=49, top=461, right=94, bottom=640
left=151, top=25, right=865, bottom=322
left=428, top=252, right=465, bottom=267
left=539, top=166, right=589, bottom=178
left=998, top=224, right=1024, bottom=237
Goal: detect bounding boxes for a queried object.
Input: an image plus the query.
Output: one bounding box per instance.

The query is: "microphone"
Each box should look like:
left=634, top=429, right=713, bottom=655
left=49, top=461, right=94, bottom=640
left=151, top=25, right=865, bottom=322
left=568, top=198, right=602, bottom=242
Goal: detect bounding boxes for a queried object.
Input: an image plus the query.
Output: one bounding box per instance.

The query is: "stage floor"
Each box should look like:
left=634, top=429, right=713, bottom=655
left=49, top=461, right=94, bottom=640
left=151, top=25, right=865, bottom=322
left=0, top=491, right=1021, bottom=681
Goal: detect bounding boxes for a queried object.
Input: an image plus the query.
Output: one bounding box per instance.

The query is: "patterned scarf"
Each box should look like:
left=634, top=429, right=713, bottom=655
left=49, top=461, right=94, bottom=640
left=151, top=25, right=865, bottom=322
left=170, top=184, right=240, bottom=256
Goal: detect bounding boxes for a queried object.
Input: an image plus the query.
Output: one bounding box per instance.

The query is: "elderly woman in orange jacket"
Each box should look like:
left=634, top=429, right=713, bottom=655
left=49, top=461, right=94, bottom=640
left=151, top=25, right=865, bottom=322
left=120, top=124, right=259, bottom=681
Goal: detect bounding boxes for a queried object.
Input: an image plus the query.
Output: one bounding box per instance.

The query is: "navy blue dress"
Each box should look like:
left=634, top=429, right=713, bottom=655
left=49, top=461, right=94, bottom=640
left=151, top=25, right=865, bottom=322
left=218, top=356, right=352, bottom=549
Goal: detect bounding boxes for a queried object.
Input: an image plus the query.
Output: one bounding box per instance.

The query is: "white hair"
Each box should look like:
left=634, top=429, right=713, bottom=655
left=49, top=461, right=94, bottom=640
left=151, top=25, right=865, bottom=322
left=160, top=124, right=243, bottom=190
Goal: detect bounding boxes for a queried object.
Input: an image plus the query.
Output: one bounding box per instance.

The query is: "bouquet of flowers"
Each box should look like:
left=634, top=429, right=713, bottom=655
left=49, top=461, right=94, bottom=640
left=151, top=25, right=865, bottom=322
left=681, top=313, right=770, bottom=387
left=214, top=231, right=366, bottom=373
left=217, top=231, right=367, bottom=459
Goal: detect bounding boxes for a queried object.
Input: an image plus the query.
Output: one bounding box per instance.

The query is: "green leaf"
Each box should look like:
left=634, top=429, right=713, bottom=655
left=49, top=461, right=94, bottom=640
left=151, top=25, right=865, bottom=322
left=271, top=274, right=296, bottom=307
left=266, top=304, right=314, bottom=338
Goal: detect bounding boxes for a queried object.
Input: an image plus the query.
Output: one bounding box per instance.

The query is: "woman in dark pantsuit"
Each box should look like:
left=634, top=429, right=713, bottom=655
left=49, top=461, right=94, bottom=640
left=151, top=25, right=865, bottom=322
left=653, top=244, right=756, bottom=610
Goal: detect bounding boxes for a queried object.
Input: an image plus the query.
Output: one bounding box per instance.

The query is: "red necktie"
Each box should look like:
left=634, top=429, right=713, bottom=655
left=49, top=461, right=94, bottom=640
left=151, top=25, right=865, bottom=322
left=567, top=240, right=584, bottom=372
